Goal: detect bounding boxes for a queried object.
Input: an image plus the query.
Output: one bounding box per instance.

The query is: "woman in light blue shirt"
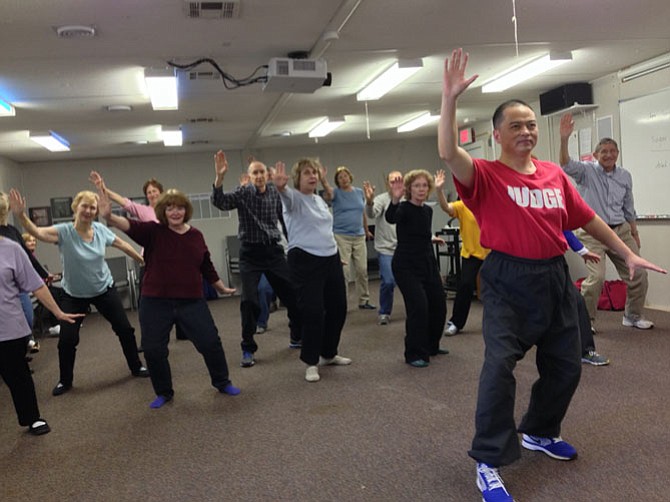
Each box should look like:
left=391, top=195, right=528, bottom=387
left=275, top=159, right=351, bottom=383
left=10, top=189, right=149, bottom=397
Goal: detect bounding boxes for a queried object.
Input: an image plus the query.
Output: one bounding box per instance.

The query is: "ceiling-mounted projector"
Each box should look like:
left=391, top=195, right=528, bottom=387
left=263, top=58, right=329, bottom=93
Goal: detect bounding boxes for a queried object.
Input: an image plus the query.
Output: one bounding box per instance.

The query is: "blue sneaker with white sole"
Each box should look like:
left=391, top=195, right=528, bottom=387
left=476, top=463, right=514, bottom=502
left=521, top=434, right=577, bottom=460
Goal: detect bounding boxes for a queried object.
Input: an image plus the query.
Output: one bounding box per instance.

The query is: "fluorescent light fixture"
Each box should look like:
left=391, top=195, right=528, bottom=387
left=144, top=67, right=178, bottom=110
left=356, top=58, right=423, bottom=101
left=481, top=52, right=572, bottom=93
left=397, top=112, right=439, bottom=133
left=308, top=116, right=345, bottom=138
left=29, top=131, right=70, bottom=152
left=161, top=126, right=182, bottom=146
left=0, top=98, right=16, bottom=117
left=619, top=53, right=670, bottom=83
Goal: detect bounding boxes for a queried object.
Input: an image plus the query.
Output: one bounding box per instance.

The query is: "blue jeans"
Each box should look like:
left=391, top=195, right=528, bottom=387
left=19, top=293, right=34, bottom=329
left=256, top=274, right=274, bottom=328
left=377, top=253, right=395, bottom=315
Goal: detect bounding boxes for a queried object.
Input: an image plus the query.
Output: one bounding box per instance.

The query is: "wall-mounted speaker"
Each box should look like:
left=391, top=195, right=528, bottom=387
left=539, top=83, right=593, bottom=116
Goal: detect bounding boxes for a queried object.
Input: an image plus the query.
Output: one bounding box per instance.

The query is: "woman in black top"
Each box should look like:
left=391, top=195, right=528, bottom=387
left=385, top=170, right=447, bottom=367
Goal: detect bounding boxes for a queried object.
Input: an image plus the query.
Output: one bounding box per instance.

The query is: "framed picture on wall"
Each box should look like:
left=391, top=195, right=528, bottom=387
left=28, top=206, right=52, bottom=226
left=50, top=197, right=74, bottom=222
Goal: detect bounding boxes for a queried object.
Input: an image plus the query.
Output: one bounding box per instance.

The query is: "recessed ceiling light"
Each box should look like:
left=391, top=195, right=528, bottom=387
left=55, top=25, right=97, bottom=38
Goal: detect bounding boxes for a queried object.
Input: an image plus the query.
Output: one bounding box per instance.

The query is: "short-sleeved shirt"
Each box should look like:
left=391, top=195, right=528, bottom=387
left=331, top=187, right=365, bottom=236
left=454, top=158, right=595, bottom=260
left=450, top=201, right=489, bottom=261
left=56, top=222, right=116, bottom=297
left=0, top=238, right=45, bottom=341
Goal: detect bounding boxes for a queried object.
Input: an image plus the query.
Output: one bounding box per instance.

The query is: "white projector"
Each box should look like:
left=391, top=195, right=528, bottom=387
left=263, top=58, right=328, bottom=93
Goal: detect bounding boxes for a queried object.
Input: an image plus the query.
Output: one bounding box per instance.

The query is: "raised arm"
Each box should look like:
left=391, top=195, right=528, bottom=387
left=213, top=150, right=228, bottom=189
left=9, top=189, right=59, bottom=243
left=438, top=48, right=479, bottom=188
left=319, top=165, right=334, bottom=202
left=434, top=169, right=455, bottom=216
left=89, top=171, right=127, bottom=206
left=559, top=113, right=574, bottom=166
left=97, top=186, right=131, bottom=233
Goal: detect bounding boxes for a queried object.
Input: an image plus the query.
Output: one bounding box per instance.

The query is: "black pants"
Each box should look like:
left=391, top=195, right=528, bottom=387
left=0, top=336, right=41, bottom=426
left=574, top=286, right=596, bottom=354
left=469, top=251, right=581, bottom=467
left=393, top=259, right=446, bottom=363
left=287, top=248, right=347, bottom=366
left=450, top=256, right=484, bottom=330
left=239, top=243, right=302, bottom=353
left=58, top=286, right=143, bottom=386
left=139, top=297, right=231, bottom=398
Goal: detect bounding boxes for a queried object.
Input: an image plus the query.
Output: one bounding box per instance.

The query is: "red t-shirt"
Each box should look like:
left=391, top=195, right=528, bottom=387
left=454, top=158, right=595, bottom=260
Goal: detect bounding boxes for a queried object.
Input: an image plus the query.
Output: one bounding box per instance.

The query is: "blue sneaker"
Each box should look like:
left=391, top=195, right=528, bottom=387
left=240, top=351, right=255, bottom=368
left=476, top=463, right=514, bottom=502
left=521, top=434, right=577, bottom=460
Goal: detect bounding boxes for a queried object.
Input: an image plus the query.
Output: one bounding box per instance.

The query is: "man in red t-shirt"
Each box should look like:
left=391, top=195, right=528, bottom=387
left=438, top=48, right=666, bottom=502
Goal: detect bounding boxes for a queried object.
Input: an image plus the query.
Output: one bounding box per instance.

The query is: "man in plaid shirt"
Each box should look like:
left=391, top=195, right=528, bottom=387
left=211, top=151, right=302, bottom=368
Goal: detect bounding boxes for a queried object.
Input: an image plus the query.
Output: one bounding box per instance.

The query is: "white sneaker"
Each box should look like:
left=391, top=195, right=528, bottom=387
left=622, top=315, right=654, bottom=330
left=443, top=322, right=459, bottom=336
left=378, top=314, right=390, bottom=325
left=48, top=325, right=61, bottom=336
left=305, top=365, right=320, bottom=382
left=319, top=355, right=352, bottom=366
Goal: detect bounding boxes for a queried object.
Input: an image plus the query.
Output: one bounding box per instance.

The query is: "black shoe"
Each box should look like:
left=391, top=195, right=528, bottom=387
left=52, top=382, right=72, bottom=396
left=436, top=348, right=450, bottom=355
left=132, top=366, right=150, bottom=378
left=358, top=302, right=376, bottom=310
left=29, top=419, right=51, bottom=436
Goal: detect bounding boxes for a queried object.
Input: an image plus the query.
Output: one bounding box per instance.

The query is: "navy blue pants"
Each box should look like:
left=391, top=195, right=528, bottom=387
left=139, top=297, right=232, bottom=398
left=469, top=251, right=581, bottom=467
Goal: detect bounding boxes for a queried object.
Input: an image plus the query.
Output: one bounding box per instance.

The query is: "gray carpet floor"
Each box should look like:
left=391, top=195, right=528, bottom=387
left=1, top=283, right=668, bottom=501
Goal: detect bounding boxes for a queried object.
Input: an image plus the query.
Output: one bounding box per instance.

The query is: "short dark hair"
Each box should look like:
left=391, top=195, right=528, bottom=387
left=153, top=189, right=193, bottom=225
left=492, top=99, right=533, bottom=129
left=143, top=178, right=164, bottom=197
left=595, top=138, right=619, bottom=153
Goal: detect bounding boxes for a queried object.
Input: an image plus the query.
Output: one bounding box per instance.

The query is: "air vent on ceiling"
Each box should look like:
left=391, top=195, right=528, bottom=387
left=188, top=71, right=222, bottom=81
left=55, top=25, right=97, bottom=38
left=184, top=1, right=241, bottom=19
left=188, top=117, right=216, bottom=123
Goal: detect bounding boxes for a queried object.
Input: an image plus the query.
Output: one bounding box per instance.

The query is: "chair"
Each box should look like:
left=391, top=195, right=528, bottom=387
left=225, top=235, right=241, bottom=285
left=105, top=256, right=133, bottom=310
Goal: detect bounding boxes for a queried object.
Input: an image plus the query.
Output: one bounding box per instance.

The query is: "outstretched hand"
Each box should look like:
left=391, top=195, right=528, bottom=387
left=362, top=181, right=375, bottom=204
left=625, top=254, right=667, bottom=280
left=560, top=113, right=575, bottom=140
left=214, top=150, right=228, bottom=177
left=435, top=169, right=446, bottom=190
left=581, top=251, right=601, bottom=264
left=389, top=175, right=404, bottom=202
left=8, top=188, right=26, bottom=215
left=442, top=48, right=478, bottom=100
left=89, top=170, right=105, bottom=190
left=273, top=162, right=289, bottom=191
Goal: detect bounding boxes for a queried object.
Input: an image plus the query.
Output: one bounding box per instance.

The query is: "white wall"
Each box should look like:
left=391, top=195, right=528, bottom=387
left=0, top=156, right=21, bottom=196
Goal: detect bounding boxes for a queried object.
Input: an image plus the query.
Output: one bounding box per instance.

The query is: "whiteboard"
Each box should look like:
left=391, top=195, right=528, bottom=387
left=619, top=87, right=670, bottom=218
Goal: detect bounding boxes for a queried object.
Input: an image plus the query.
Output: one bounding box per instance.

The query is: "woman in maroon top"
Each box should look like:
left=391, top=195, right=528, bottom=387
left=98, top=188, right=238, bottom=409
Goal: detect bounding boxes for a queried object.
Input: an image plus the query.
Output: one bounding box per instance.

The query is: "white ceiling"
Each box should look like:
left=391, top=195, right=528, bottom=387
left=1, top=0, right=669, bottom=163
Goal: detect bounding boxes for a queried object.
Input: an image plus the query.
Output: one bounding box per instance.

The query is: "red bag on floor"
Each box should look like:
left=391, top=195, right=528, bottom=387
left=575, top=278, right=627, bottom=311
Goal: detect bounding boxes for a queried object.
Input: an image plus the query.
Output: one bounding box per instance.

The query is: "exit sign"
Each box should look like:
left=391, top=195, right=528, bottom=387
left=459, top=127, right=475, bottom=145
